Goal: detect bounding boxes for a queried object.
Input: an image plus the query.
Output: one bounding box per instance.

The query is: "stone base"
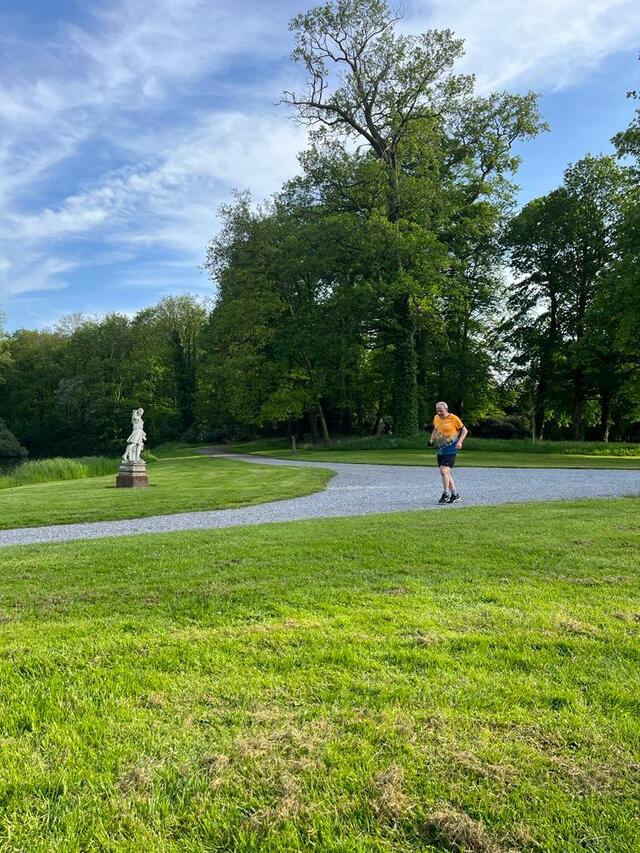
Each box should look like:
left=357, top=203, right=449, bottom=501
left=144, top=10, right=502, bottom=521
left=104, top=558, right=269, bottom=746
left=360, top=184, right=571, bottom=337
left=116, top=461, right=149, bottom=488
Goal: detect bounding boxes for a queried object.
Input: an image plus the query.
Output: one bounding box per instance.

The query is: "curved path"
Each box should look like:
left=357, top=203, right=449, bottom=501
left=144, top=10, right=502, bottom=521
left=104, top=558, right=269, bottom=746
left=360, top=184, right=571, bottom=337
left=0, top=450, right=638, bottom=548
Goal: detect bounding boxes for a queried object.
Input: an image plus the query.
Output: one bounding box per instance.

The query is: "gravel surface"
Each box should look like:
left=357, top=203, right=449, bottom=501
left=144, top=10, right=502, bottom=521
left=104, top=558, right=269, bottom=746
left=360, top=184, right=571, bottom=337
left=0, top=450, right=638, bottom=548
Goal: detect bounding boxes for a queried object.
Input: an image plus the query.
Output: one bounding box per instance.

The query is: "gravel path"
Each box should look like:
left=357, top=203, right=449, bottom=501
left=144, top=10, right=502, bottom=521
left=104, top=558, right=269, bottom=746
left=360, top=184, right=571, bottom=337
left=0, top=450, right=638, bottom=548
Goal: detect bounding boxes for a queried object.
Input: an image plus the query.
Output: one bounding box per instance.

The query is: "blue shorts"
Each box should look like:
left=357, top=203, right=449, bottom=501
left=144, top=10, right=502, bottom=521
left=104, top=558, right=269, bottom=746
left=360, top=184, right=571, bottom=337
left=437, top=453, right=456, bottom=468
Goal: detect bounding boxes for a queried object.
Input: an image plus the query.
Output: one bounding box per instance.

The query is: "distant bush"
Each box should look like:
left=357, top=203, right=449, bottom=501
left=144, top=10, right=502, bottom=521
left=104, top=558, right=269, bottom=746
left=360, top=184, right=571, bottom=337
left=249, top=432, right=640, bottom=457
left=297, top=434, right=425, bottom=451
left=0, top=419, right=28, bottom=459
left=0, top=456, right=119, bottom=489
left=470, top=416, right=531, bottom=440
left=462, top=438, right=640, bottom=456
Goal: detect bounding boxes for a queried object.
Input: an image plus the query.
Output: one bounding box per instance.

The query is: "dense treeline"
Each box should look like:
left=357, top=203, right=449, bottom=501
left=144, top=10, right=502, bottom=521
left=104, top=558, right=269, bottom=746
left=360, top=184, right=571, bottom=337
left=1, top=0, right=639, bottom=457
left=0, top=298, right=208, bottom=457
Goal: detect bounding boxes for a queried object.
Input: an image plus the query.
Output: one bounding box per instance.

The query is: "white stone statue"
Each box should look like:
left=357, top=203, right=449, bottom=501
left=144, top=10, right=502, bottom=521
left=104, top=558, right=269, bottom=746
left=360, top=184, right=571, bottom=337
left=122, top=407, right=146, bottom=463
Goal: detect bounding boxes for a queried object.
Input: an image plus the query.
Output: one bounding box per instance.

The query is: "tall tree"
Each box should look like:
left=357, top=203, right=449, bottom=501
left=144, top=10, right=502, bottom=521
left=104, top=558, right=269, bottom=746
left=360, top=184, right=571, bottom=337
left=61, top=314, right=140, bottom=452
left=203, top=190, right=374, bottom=442
left=0, top=329, right=67, bottom=455
left=561, top=156, right=627, bottom=438
left=282, top=0, right=543, bottom=434
left=0, top=310, right=11, bottom=385
left=504, top=156, right=628, bottom=439
left=611, top=74, right=640, bottom=377
left=144, top=296, right=207, bottom=436
left=503, top=191, right=573, bottom=439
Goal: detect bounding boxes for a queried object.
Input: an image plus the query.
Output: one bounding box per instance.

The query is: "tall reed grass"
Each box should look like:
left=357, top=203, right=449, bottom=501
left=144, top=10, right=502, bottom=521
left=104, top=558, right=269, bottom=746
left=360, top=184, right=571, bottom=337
left=0, top=456, right=119, bottom=489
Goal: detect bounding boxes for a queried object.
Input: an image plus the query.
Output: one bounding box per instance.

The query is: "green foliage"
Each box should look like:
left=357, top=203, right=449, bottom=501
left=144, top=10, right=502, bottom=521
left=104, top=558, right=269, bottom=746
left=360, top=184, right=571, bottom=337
left=611, top=92, right=640, bottom=381
left=611, top=187, right=640, bottom=358
left=502, top=155, right=634, bottom=441
left=468, top=415, right=531, bottom=439
left=0, top=419, right=27, bottom=459
left=280, top=0, right=544, bottom=435
left=0, top=295, right=208, bottom=458
left=0, top=310, right=11, bottom=384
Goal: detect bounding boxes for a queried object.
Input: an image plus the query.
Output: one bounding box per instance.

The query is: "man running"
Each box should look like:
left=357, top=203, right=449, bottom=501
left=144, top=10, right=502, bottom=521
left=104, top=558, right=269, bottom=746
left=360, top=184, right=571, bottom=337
left=428, top=401, right=468, bottom=504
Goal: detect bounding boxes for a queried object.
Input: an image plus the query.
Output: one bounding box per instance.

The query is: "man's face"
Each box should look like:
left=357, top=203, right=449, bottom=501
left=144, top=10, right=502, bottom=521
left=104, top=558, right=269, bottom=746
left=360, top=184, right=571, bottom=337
left=435, top=404, right=448, bottom=418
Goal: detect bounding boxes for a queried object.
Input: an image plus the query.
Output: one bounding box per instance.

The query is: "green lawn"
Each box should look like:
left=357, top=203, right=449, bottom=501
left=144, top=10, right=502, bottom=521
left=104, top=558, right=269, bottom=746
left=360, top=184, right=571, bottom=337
left=0, top=499, right=638, bottom=851
left=0, top=456, right=331, bottom=529
left=230, top=438, right=640, bottom=469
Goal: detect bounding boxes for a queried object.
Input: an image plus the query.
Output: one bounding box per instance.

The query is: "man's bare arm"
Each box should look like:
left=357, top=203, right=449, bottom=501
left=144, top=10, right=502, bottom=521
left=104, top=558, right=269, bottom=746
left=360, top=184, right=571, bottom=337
left=456, top=426, right=468, bottom=449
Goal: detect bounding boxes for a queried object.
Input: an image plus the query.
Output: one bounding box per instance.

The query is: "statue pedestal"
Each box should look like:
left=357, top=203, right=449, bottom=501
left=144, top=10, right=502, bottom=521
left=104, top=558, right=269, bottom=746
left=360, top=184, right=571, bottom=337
left=116, top=461, right=149, bottom=488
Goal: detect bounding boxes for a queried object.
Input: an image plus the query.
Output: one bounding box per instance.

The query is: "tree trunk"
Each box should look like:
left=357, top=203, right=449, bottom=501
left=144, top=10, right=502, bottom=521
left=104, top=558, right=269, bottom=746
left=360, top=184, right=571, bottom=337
left=308, top=409, right=318, bottom=444
left=454, top=312, right=470, bottom=419
left=393, top=295, right=418, bottom=436
left=599, top=389, right=611, bottom=443
left=533, top=400, right=545, bottom=442
left=414, top=327, right=429, bottom=429
left=387, top=158, right=418, bottom=437
left=342, top=405, right=353, bottom=436
left=533, top=371, right=547, bottom=441
left=572, top=370, right=585, bottom=441
left=317, top=397, right=330, bottom=446
left=372, top=391, right=385, bottom=436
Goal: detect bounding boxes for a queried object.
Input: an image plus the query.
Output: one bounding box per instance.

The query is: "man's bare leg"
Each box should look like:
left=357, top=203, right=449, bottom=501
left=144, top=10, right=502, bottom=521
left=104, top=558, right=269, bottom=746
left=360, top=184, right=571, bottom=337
left=447, top=470, right=456, bottom=494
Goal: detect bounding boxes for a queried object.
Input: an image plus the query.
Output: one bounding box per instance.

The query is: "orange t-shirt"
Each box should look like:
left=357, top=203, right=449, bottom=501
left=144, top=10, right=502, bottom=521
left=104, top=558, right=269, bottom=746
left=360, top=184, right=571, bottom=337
left=432, top=413, right=463, bottom=447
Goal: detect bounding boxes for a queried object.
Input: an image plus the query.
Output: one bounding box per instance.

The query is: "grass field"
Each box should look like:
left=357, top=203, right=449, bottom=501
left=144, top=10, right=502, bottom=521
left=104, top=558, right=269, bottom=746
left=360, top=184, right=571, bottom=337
left=0, top=499, right=638, bottom=851
left=0, top=455, right=331, bottom=530
left=230, top=436, right=640, bottom=469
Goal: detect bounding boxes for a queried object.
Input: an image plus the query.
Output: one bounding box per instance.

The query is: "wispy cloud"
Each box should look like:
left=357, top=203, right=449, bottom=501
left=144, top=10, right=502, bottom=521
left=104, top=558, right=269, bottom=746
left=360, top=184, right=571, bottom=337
left=0, top=256, right=78, bottom=299
left=407, top=0, right=640, bottom=90
left=0, top=0, right=297, bottom=305
left=5, top=111, right=306, bottom=256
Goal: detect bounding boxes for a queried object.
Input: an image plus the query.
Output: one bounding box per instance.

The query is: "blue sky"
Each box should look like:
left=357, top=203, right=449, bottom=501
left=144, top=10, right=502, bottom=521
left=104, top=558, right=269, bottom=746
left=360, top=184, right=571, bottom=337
left=1, top=0, right=638, bottom=331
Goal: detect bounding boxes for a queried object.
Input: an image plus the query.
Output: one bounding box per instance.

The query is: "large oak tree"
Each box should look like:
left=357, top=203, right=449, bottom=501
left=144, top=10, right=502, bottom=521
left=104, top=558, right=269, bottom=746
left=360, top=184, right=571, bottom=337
left=282, top=0, right=544, bottom=434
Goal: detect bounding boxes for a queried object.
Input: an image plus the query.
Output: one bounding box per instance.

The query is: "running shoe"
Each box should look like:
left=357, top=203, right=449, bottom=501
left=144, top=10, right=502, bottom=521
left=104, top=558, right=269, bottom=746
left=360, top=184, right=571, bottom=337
left=448, top=493, right=461, bottom=503
left=438, top=492, right=450, bottom=504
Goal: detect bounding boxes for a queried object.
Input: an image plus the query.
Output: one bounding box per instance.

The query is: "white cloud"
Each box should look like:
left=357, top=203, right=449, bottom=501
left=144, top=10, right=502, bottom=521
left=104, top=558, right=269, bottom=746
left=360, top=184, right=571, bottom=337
left=0, top=0, right=288, bottom=204
left=3, top=111, right=305, bottom=252
left=0, top=256, right=77, bottom=299
left=12, top=204, right=109, bottom=242
left=406, top=0, right=640, bottom=90
left=0, top=0, right=298, bottom=304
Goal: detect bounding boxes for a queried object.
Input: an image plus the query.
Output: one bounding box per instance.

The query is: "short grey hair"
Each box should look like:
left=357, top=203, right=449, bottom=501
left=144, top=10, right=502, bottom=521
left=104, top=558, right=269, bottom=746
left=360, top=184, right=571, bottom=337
left=435, top=401, right=448, bottom=409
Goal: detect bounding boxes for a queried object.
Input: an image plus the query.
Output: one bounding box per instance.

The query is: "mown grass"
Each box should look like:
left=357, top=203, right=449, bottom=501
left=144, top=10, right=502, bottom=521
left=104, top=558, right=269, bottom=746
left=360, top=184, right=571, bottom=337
left=0, top=499, right=638, bottom=851
left=231, top=436, right=640, bottom=469
left=149, top=442, right=209, bottom=459
left=0, top=456, right=331, bottom=530
left=0, top=456, right=119, bottom=489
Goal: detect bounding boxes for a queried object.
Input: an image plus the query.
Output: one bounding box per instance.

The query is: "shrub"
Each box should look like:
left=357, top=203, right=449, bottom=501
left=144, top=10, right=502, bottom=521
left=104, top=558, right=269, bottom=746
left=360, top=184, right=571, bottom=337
left=470, top=416, right=531, bottom=440
left=0, top=419, right=28, bottom=459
